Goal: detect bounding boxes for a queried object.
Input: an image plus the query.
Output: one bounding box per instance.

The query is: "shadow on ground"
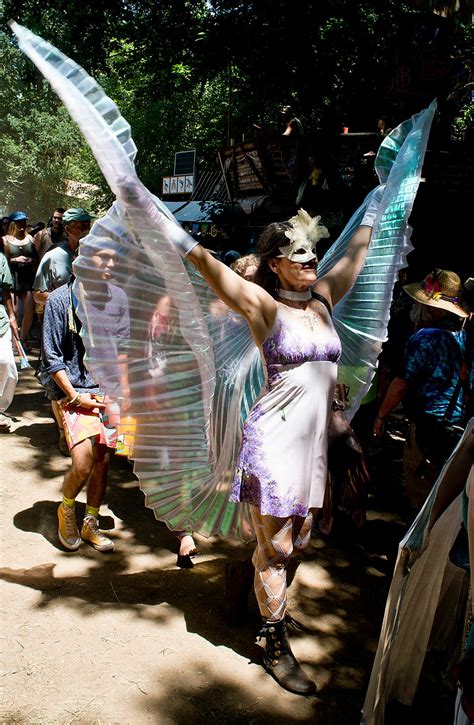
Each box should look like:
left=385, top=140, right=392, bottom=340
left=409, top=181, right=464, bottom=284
left=4, top=351, right=447, bottom=724
left=2, top=497, right=405, bottom=723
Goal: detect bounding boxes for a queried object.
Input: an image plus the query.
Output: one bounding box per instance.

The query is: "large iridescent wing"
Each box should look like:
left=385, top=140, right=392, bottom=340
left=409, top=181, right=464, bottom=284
left=11, top=21, right=435, bottom=539
left=10, top=21, right=261, bottom=540
left=362, top=418, right=473, bottom=724
left=318, top=102, right=436, bottom=420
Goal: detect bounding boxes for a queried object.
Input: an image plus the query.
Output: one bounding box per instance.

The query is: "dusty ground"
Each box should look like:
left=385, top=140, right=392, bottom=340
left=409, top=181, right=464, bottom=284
left=1, top=351, right=413, bottom=725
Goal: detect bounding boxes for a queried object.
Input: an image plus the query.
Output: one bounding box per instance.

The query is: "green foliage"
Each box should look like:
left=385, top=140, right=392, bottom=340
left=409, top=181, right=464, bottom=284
left=1, top=0, right=472, bottom=218
left=451, top=100, right=474, bottom=142
left=0, top=30, right=101, bottom=217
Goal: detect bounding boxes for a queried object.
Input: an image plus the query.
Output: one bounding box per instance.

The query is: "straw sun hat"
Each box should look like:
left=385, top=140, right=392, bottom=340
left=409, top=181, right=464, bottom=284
left=403, top=269, right=469, bottom=318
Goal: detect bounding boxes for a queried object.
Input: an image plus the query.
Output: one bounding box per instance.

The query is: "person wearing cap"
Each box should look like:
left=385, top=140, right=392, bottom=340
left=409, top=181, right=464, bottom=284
left=34, top=208, right=93, bottom=454
left=33, top=208, right=93, bottom=306
left=2, top=211, right=38, bottom=346
left=374, top=269, right=472, bottom=508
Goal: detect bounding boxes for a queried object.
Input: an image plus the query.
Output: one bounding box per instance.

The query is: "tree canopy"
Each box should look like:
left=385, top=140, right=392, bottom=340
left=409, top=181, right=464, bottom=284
left=1, top=0, right=472, bottom=218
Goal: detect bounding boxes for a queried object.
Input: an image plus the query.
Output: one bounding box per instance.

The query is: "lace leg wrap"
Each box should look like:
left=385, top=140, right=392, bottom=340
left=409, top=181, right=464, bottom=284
left=250, top=508, right=298, bottom=622
left=293, top=511, right=313, bottom=552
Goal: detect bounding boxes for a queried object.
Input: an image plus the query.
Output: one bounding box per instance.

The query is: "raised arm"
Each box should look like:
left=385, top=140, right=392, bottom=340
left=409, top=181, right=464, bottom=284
left=315, top=225, right=372, bottom=308
left=314, top=186, right=384, bottom=308
left=185, top=244, right=277, bottom=345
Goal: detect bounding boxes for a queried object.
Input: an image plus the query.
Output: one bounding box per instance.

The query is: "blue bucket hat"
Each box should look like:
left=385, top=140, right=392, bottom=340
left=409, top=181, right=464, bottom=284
left=8, top=211, right=28, bottom=222
left=63, top=207, right=94, bottom=224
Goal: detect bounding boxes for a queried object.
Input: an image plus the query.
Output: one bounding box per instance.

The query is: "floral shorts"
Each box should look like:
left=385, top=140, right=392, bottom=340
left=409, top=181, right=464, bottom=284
left=59, top=395, right=117, bottom=450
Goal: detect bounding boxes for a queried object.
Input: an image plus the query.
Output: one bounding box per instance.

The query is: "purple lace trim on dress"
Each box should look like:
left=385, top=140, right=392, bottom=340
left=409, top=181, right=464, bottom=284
left=263, top=318, right=341, bottom=366
left=263, top=319, right=341, bottom=385
left=230, top=403, right=310, bottom=517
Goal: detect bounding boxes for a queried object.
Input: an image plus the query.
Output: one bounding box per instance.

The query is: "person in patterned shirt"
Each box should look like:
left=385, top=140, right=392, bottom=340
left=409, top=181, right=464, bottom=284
left=374, top=269, right=472, bottom=508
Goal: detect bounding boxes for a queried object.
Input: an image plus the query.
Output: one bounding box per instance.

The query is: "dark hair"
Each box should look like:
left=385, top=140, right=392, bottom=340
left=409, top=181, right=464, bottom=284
left=54, top=207, right=65, bottom=214
left=30, top=222, right=45, bottom=236
left=253, top=221, right=291, bottom=297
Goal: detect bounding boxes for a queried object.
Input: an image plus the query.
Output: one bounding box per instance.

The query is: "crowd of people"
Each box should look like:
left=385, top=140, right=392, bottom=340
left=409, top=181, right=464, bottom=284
left=1, top=193, right=472, bottom=717
left=1, top=20, right=471, bottom=725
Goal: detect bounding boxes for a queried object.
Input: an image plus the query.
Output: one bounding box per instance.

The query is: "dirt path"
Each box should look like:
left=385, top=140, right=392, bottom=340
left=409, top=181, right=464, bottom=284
left=1, top=356, right=409, bottom=724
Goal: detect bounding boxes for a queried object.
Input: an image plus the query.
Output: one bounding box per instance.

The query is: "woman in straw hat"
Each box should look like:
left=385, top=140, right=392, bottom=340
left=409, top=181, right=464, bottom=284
left=374, top=269, right=472, bottom=509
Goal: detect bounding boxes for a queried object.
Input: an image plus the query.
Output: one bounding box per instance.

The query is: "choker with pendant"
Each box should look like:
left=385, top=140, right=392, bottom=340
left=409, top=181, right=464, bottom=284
left=277, top=288, right=313, bottom=302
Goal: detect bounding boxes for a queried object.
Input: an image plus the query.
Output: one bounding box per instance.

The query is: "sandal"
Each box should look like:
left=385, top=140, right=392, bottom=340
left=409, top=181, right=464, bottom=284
left=0, top=414, right=13, bottom=433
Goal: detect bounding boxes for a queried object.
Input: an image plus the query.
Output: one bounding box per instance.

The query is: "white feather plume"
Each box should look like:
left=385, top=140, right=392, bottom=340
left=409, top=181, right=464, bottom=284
left=284, top=209, right=330, bottom=245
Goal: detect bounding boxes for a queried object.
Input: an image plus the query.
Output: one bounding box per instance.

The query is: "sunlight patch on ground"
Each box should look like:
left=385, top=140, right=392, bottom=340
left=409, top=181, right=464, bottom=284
left=313, top=612, right=346, bottom=634
left=365, top=566, right=386, bottom=577
left=297, top=561, right=334, bottom=591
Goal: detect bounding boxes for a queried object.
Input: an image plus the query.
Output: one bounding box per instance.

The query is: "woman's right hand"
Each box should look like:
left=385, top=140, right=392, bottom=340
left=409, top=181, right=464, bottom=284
left=13, top=255, right=30, bottom=264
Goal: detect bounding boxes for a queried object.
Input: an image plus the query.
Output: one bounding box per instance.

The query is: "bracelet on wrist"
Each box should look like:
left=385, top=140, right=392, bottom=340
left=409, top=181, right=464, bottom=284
left=69, top=393, right=81, bottom=407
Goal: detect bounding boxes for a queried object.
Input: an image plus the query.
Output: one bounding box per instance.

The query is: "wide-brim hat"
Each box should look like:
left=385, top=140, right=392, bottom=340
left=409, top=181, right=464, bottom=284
left=403, top=269, right=469, bottom=318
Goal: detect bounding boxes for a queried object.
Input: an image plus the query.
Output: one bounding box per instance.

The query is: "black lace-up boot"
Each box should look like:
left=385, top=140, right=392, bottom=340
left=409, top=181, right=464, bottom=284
left=259, top=618, right=317, bottom=695
left=224, top=557, right=254, bottom=626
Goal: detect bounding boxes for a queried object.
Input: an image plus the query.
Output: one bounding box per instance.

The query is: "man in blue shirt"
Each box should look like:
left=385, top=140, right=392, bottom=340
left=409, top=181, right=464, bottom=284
left=41, top=237, right=130, bottom=553
left=33, top=208, right=93, bottom=454
left=374, top=269, right=471, bottom=508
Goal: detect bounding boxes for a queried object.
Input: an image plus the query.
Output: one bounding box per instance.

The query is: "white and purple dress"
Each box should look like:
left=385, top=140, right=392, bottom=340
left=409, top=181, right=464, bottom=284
left=230, top=299, right=341, bottom=518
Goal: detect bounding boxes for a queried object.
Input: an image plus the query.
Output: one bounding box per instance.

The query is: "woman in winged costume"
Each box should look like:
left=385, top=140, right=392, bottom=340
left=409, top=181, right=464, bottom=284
left=178, top=200, right=381, bottom=695
left=9, top=20, right=436, bottom=698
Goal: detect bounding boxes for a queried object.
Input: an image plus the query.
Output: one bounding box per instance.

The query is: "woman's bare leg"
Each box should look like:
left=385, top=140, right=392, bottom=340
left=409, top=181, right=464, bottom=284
left=250, top=508, right=294, bottom=622
left=19, top=291, right=35, bottom=342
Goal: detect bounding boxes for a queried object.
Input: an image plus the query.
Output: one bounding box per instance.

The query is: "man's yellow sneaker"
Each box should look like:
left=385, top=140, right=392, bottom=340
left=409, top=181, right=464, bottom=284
left=57, top=502, right=81, bottom=550
left=81, top=515, right=114, bottom=552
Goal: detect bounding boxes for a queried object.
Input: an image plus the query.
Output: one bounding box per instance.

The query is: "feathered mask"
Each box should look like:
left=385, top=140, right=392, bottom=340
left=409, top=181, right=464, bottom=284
left=277, top=209, right=330, bottom=263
